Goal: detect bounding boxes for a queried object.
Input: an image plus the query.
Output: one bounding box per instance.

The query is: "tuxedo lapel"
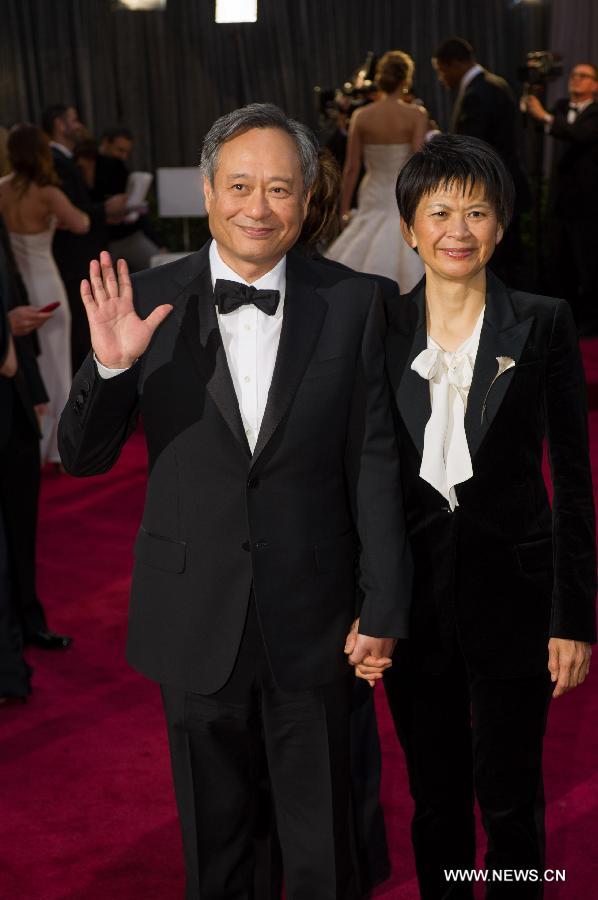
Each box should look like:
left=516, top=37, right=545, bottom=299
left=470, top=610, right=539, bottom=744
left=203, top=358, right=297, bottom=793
left=250, top=255, right=327, bottom=468
left=172, top=247, right=251, bottom=456
left=465, top=273, right=534, bottom=459
left=388, top=281, right=430, bottom=457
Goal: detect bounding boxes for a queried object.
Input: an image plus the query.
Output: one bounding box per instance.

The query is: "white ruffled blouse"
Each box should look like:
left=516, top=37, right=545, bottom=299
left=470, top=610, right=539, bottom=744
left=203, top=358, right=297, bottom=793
left=411, top=308, right=485, bottom=511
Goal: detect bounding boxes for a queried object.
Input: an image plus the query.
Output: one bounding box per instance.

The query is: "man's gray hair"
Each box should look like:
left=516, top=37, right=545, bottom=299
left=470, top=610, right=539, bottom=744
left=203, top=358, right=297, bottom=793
left=200, top=103, right=319, bottom=196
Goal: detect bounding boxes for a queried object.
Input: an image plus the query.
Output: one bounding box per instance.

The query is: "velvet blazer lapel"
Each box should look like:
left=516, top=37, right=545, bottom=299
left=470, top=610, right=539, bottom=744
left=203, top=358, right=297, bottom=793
left=388, top=272, right=534, bottom=461
left=168, top=245, right=327, bottom=466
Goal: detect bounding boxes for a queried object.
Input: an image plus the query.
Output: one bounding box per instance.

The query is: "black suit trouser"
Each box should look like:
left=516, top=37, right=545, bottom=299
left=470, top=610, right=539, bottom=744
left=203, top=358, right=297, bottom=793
left=0, top=402, right=47, bottom=637
left=384, top=637, right=552, bottom=899
left=161, top=597, right=359, bottom=900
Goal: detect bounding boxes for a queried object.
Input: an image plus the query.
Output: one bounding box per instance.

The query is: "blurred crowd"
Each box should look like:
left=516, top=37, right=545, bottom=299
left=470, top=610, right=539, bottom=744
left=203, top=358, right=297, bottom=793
left=0, top=106, right=164, bottom=702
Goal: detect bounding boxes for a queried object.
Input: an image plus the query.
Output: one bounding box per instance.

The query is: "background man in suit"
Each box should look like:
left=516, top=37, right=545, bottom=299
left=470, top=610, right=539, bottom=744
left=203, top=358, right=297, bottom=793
left=432, top=37, right=530, bottom=287
left=526, top=63, right=598, bottom=333
left=58, top=103, right=411, bottom=898
left=41, top=104, right=128, bottom=371
left=94, top=125, right=165, bottom=272
left=0, top=221, right=71, bottom=652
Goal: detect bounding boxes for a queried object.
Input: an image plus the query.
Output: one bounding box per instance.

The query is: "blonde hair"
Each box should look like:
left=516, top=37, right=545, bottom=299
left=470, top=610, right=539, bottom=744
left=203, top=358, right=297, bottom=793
left=376, top=51, right=415, bottom=94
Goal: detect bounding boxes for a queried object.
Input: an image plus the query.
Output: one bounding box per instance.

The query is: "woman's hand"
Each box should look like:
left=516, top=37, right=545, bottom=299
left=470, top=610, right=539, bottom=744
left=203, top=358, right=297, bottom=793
left=548, top=638, right=591, bottom=697
left=81, top=251, right=173, bottom=369
left=8, top=305, right=54, bottom=336
left=344, top=618, right=394, bottom=687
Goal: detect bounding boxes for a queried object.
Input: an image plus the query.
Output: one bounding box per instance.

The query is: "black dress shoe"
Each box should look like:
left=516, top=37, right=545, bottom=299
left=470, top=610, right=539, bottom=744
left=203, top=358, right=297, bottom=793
left=0, top=695, right=28, bottom=706
left=26, top=630, right=73, bottom=650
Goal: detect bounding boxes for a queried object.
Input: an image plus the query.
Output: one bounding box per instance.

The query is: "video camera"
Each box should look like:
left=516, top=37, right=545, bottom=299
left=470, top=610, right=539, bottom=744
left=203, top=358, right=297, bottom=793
left=517, top=51, right=563, bottom=87
left=314, top=51, right=379, bottom=122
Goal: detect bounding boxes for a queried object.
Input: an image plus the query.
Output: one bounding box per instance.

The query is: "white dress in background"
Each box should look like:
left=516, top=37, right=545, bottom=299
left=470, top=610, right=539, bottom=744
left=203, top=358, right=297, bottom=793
left=9, top=224, right=72, bottom=464
left=325, top=143, right=424, bottom=294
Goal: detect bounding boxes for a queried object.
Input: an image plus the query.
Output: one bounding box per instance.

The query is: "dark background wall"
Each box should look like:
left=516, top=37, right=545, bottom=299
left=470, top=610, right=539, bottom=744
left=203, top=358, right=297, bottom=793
left=0, top=0, right=591, bottom=172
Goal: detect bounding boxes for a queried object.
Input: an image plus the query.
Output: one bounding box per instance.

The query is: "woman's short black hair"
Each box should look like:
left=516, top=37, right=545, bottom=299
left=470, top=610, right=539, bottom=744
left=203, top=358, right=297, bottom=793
left=396, top=134, right=515, bottom=229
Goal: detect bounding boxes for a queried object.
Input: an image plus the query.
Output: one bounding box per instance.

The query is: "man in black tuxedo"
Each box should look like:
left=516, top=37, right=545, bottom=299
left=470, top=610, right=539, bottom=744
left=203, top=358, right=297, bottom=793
left=58, top=103, right=411, bottom=898
left=41, top=104, right=128, bottom=371
left=526, top=63, right=598, bottom=332
left=433, top=37, right=530, bottom=286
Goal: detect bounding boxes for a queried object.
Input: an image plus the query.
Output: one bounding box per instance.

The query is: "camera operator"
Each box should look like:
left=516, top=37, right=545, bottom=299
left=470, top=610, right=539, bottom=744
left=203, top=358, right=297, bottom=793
left=526, top=64, right=598, bottom=333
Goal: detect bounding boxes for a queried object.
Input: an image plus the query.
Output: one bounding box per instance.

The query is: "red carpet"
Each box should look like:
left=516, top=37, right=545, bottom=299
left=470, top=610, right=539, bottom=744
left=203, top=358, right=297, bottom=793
left=1, top=343, right=598, bottom=899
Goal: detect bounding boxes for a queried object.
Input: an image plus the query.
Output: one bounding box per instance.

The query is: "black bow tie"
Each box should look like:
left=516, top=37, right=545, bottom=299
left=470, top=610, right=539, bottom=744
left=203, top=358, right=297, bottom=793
left=214, top=279, right=280, bottom=316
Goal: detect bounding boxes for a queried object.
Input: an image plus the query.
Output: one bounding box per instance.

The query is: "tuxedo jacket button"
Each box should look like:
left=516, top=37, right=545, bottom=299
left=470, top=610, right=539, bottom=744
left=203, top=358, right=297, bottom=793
left=241, top=540, right=251, bottom=552
left=75, top=393, right=85, bottom=405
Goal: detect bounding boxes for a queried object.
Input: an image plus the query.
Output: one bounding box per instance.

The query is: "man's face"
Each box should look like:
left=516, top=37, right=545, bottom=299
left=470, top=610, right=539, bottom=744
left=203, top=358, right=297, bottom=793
left=204, top=127, right=309, bottom=281
left=103, top=136, right=134, bottom=161
left=58, top=107, right=84, bottom=146
left=568, top=64, right=598, bottom=102
left=433, top=59, right=464, bottom=91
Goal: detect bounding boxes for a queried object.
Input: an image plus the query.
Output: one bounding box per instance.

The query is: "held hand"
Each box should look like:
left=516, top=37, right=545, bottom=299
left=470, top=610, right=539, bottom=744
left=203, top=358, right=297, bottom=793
left=81, top=251, right=173, bottom=369
left=346, top=625, right=396, bottom=688
left=548, top=638, right=591, bottom=698
left=8, top=305, right=54, bottom=336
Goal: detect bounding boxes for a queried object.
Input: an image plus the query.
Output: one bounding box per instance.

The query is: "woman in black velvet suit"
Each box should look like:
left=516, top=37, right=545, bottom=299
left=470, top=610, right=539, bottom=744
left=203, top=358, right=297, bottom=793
left=376, top=135, right=596, bottom=898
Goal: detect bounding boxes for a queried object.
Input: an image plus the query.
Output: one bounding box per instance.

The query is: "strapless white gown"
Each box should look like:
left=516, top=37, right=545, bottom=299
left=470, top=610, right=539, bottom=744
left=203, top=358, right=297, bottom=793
left=9, top=226, right=72, bottom=463
left=325, top=143, right=424, bottom=293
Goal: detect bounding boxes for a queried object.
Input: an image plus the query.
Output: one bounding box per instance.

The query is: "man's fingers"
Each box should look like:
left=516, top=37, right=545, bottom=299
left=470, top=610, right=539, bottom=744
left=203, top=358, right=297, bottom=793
left=547, top=642, right=559, bottom=682
left=354, top=667, right=381, bottom=687
left=89, top=260, right=107, bottom=304
left=101, top=251, right=120, bottom=300
left=145, top=304, right=174, bottom=333
left=363, top=655, right=392, bottom=668
left=81, top=279, right=95, bottom=308
left=344, top=618, right=359, bottom=655
left=552, top=655, right=574, bottom=697
left=571, top=645, right=591, bottom=688
left=117, top=257, right=133, bottom=303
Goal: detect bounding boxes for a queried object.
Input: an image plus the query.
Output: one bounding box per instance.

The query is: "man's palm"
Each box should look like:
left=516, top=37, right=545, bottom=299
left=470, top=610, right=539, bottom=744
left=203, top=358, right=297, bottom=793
left=82, top=251, right=172, bottom=368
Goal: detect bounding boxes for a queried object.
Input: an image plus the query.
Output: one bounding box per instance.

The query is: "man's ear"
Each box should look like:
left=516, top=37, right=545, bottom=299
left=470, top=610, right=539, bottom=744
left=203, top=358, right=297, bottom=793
left=400, top=217, right=416, bottom=248
left=495, top=223, right=504, bottom=246
left=203, top=175, right=213, bottom=214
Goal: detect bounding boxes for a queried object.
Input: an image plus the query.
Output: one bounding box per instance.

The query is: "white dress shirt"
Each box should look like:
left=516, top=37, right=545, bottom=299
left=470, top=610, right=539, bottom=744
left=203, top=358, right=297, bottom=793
left=96, top=241, right=286, bottom=453
left=411, top=308, right=485, bottom=511
left=210, top=242, right=285, bottom=451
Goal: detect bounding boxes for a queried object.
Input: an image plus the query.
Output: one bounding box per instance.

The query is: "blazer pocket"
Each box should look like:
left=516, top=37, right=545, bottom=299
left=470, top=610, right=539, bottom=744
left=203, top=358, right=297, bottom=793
left=514, top=537, right=553, bottom=576
left=303, top=355, right=350, bottom=382
left=134, top=526, right=187, bottom=574
left=314, top=530, right=356, bottom=574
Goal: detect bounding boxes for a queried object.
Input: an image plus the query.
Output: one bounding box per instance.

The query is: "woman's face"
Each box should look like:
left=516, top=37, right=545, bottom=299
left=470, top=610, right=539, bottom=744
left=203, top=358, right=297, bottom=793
left=402, top=181, right=503, bottom=283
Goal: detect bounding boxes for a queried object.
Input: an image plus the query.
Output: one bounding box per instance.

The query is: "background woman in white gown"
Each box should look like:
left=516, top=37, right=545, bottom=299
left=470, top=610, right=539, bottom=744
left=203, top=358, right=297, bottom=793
left=0, top=125, right=89, bottom=463
left=325, top=50, right=428, bottom=293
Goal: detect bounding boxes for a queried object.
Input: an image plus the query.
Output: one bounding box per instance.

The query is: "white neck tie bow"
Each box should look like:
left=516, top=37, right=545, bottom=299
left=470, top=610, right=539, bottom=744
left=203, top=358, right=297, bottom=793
left=411, top=346, right=476, bottom=510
